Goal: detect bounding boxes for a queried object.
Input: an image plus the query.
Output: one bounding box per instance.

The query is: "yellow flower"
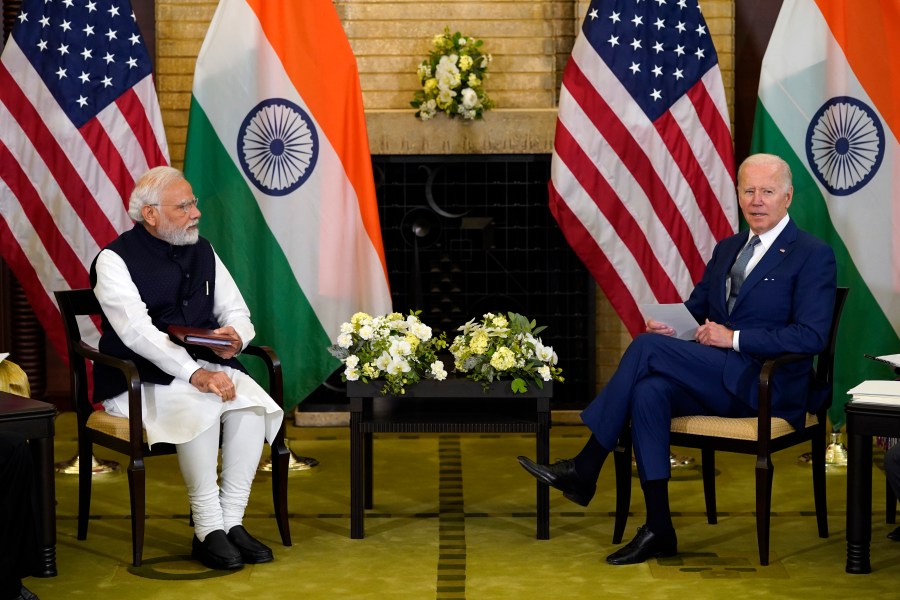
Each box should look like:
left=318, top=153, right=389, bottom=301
left=489, top=346, right=516, bottom=371
left=350, top=312, right=371, bottom=325
left=469, top=330, right=490, bottom=354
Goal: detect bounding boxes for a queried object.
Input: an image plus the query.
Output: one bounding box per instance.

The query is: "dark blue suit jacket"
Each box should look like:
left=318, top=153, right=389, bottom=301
left=684, top=219, right=836, bottom=429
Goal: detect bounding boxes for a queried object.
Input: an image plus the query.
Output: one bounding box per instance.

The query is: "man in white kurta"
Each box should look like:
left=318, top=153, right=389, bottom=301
left=92, top=166, right=283, bottom=570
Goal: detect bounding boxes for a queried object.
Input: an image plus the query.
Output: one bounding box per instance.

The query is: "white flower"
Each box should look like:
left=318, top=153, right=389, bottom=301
left=345, top=367, right=360, bottom=381
left=536, top=344, right=555, bottom=364
left=460, top=87, right=478, bottom=109
left=387, top=357, right=411, bottom=375
left=437, top=87, right=457, bottom=107
left=344, top=355, right=360, bottom=368
left=408, top=319, right=432, bottom=341
left=375, top=352, right=392, bottom=372
left=340, top=322, right=354, bottom=334
left=419, top=99, right=437, bottom=120
left=430, top=360, right=447, bottom=381
left=359, top=325, right=375, bottom=340
left=537, top=365, right=551, bottom=381
left=389, top=338, right=412, bottom=357
left=337, top=333, right=353, bottom=348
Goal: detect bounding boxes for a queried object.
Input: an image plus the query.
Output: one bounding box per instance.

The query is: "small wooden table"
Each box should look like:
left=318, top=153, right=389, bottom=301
left=347, top=379, right=552, bottom=540
left=0, top=391, right=57, bottom=577
left=845, top=400, right=900, bottom=574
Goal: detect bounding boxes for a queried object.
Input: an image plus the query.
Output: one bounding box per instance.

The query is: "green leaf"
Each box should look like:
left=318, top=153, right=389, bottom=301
left=511, top=378, right=528, bottom=394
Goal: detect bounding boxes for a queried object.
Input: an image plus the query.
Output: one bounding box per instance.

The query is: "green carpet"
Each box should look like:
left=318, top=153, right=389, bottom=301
left=25, top=412, right=899, bottom=599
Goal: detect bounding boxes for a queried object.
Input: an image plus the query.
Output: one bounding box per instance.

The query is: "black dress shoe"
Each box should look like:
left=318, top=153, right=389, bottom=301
left=888, top=526, right=900, bottom=542
left=606, top=525, right=678, bottom=565
left=16, top=585, right=39, bottom=600
left=517, top=456, right=596, bottom=507
left=227, top=525, right=274, bottom=563
left=191, top=529, right=244, bottom=570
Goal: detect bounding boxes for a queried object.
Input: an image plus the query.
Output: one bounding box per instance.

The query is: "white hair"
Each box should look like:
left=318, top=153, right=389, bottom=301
left=737, top=153, right=793, bottom=193
left=128, top=166, right=187, bottom=223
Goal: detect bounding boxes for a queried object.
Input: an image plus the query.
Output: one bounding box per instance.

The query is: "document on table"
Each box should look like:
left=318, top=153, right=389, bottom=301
left=847, top=380, right=900, bottom=406
left=864, top=353, right=900, bottom=369
left=638, top=303, right=699, bottom=341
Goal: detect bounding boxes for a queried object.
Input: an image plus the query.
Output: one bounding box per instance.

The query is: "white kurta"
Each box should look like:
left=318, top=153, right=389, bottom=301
left=93, top=248, right=283, bottom=447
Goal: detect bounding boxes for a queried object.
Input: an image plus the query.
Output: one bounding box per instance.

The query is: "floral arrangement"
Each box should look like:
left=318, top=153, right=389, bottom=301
left=328, top=311, right=448, bottom=396
left=449, top=312, right=563, bottom=393
left=411, top=27, right=494, bottom=121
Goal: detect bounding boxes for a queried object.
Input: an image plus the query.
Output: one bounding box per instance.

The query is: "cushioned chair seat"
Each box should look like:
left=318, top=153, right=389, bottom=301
left=670, top=412, right=818, bottom=440
left=86, top=410, right=150, bottom=443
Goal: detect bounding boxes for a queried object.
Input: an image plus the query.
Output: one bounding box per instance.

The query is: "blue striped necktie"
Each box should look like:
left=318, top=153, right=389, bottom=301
left=727, top=235, right=760, bottom=314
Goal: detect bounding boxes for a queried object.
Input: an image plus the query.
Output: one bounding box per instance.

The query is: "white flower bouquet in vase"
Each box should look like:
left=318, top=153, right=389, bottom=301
left=411, top=27, right=494, bottom=121
left=328, top=311, right=448, bottom=396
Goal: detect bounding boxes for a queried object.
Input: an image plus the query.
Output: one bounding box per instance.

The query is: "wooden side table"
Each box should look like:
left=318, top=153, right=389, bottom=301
left=347, top=379, right=552, bottom=540
left=0, top=391, right=57, bottom=577
left=845, top=400, right=900, bottom=574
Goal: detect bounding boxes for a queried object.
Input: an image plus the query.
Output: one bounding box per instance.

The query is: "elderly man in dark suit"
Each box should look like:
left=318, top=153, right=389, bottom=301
left=519, top=153, right=837, bottom=564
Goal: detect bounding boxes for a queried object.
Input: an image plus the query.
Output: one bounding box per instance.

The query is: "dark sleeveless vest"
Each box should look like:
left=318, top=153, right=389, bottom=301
left=89, top=224, right=243, bottom=401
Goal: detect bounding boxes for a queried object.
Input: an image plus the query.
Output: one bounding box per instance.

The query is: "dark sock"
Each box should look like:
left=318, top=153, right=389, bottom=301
left=572, top=434, right=608, bottom=483
left=642, top=478, right=674, bottom=536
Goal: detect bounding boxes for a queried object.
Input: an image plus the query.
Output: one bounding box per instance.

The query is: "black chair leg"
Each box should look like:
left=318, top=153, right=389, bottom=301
left=755, top=454, right=774, bottom=566
left=76, top=434, right=93, bottom=541
left=812, top=430, right=829, bottom=537
left=612, top=431, right=632, bottom=544
left=701, top=447, right=717, bottom=525
left=271, top=436, right=292, bottom=546
left=128, top=458, right=146, bottom=567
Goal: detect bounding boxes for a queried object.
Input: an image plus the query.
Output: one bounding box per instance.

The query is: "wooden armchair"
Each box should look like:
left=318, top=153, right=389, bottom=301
left=611, top=287, right=848, bottom=565
left=55, top=288, right=292, bottom=566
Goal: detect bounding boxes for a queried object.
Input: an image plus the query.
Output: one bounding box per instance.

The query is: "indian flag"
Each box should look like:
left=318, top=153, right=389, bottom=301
left=751, top=0, right=900, bottom=427
left=184, top=0, right=392, bottom=409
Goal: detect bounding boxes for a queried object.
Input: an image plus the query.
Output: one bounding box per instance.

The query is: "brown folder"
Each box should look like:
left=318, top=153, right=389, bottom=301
left=167, top=325, right=234, bottom=348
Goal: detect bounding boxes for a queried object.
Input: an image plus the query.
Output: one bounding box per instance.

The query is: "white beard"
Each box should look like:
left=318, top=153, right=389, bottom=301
left=157, top=215, right=200, bottom=246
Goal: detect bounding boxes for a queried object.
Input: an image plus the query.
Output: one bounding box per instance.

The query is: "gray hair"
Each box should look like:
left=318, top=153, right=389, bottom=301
left=128, top=166, right=187, bottom=223
left=737, top=153, right=793, bottom=193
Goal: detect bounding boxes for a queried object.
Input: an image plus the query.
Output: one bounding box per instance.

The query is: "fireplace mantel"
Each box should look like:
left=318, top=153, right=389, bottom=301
left=365, top=108, right=559, bottom=155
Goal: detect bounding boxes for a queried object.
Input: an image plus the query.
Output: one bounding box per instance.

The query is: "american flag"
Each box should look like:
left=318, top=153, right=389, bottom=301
left=0, top=0, right=168, bottom=358
left=549, top=0, right=737, bottom=337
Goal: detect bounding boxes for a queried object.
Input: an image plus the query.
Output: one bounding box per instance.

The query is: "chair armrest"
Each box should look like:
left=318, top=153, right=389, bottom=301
left=756, top=353, right=813, bottom=444
left=74, top=341, right=146, bottom=455
left=242, top=345, right=284, bottom=409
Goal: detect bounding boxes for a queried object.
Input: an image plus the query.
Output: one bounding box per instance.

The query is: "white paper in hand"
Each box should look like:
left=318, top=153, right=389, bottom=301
left=639, top=304, right=699, bottom=341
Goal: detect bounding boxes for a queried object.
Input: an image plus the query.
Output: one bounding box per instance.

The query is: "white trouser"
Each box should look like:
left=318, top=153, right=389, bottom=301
left=175, top=406, right=266, bottom=541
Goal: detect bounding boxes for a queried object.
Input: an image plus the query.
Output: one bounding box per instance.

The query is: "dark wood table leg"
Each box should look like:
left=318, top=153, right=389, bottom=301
left=846, top=429, right=872, bottom=574
left=350, top=397, right=365, bottom=539
left=364, top=431, right=373, bottom=510
left=30, top=435, right=57, bottom=577
left=536, top=398, right=550, bottom=540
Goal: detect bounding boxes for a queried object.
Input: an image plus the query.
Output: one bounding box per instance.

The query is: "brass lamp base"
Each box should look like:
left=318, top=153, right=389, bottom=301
left=258, top=439, right=319, bottom=472
left=55, top=453, right=118, bottom=475
left=797, top=433, right=848, bottom=469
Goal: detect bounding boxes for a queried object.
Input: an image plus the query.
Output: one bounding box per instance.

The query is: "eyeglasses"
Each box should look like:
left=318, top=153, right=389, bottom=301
left=147, top=197, right=199, bottom=215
